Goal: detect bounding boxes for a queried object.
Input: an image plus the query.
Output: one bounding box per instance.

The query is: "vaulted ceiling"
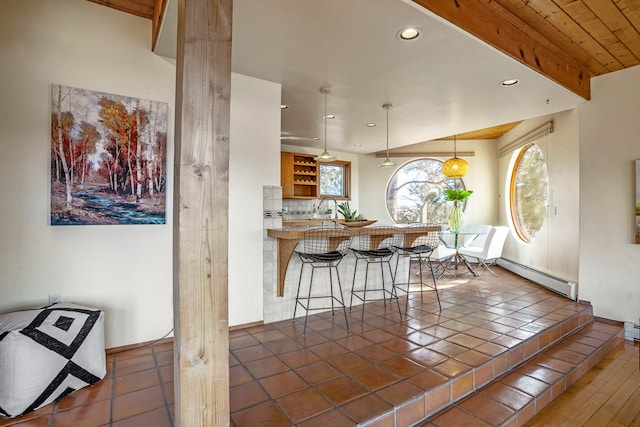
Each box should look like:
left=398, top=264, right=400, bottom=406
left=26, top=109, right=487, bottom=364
left=88, top=0, right=640, bottom=153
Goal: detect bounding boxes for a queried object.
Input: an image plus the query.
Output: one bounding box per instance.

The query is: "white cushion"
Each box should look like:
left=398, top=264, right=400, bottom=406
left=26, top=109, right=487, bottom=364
left=0, top=303, right=106, bottom=418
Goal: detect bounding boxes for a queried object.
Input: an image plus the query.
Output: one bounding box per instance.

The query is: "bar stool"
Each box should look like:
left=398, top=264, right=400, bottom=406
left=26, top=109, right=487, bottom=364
left=349, top=226, right=403, bottom=322
left=394, top=224, right=443, bottom=313
left=293, top=228, right=353, bottom=335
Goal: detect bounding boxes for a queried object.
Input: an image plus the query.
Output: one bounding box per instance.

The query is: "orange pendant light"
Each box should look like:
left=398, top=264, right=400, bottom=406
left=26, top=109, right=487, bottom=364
left=442, top=135, right=469, bottom=178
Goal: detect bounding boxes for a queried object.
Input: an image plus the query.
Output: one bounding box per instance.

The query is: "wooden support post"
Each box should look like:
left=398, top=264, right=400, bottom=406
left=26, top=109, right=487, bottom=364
left=173, top=0, right=232, bottom=425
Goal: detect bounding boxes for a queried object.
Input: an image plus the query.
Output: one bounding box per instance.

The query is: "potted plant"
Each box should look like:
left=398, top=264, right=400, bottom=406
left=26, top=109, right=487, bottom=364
left=444, top=188, right=473, bottom=232
left=337, top=202, right=366, bottom=222
left=334, top=202, right=379, bottom=227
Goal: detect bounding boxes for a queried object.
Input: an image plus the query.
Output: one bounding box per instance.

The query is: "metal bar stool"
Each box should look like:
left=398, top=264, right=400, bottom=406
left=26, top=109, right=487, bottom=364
left=349, top=226, right=403, bottom=322
left=393, top=224, right=443, bottom=314
left=293, top=228, right=353, bottom=335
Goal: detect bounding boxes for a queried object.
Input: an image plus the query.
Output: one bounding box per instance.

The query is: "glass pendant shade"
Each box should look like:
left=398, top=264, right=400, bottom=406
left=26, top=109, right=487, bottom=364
left=314, top=88, right=336, bottom=162
left=442, top=157, right=469, bottom=178
left=378, top=158, right=395, bottom=167
left=315, top=150, right=336, bottom=162
left=442, top=135, right=469, bottom=178
left=378, top=103, right=395, bottom=168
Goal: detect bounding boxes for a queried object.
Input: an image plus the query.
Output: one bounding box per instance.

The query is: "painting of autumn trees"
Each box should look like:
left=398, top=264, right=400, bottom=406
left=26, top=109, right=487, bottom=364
left=51, top=84, right=168, bottom=225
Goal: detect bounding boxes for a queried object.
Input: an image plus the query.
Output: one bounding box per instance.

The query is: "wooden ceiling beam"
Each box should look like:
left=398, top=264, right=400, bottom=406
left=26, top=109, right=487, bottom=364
left=87, top=0, right=154, bottom=19
left=437, top=121, right=522, bottom=140
left=411, top=0, right=592, bottom=100
left=151, top=0, right=166, bottom=51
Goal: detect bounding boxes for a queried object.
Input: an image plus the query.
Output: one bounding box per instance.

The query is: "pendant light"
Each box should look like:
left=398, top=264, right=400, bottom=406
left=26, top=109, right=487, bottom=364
left=442, top=134, right=469, bottom=178
left=314, top=87, right=337, bottom=162
left=378, top=103, right=395, bottom=167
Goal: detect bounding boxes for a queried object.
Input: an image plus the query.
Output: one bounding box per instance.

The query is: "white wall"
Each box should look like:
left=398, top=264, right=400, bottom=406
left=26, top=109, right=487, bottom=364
left=229, top=74, right=281, bottom=326
left=497, top=110, right=581, bottom=283
left=578, top=65, right=640, bottom=323
left=0, top=0, right=281, bottom=346
left=357, top=138, right=499, bottom=226
left=0, top=0, right=176, bottom=348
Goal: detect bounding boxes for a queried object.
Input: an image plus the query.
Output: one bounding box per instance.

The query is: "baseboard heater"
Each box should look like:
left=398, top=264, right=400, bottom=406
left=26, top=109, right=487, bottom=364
left=624, top=322, right=640, bottom=342
left=497, top=258, right=577, bottom=300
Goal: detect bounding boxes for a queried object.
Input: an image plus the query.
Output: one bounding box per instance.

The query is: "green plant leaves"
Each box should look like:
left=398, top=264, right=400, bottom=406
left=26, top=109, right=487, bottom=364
left=444, top=188, right=473, bottom=202
left=337, top=202, right=366, bottom=221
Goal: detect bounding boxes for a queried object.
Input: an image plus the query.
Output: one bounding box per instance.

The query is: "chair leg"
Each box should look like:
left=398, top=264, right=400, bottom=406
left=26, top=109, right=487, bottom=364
left=427, top=257, right=442, bottom=311
left=302, top=266, right=317, bottom=335
left=384, top=259, right=402, bottom=320
left=333, top=266, right=350, bottom=331
left=402, top=256, right=411, bottom=315
left=382, top=262, right=390, bottom=308
left=415, top=256, right=442, bottom=312
left=360, top=262, right=370, bottom=323
left=479, top=259, right=500, bottom=276
left=328, top=264, right=335, bottom=315
left=293, top=262, right=306, bottom=321
left=349, top=257, right=359, bottom=311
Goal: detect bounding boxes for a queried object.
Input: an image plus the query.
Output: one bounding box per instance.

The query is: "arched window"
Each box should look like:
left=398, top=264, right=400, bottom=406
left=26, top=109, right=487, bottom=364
left=385, top=158, right=467, bottom=224
left=510, top=143, right=549, bottom=243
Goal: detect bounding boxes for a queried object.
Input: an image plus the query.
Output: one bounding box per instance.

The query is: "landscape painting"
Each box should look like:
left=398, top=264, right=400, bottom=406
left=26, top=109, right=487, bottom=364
left=51, top=84, right=168, bottom=225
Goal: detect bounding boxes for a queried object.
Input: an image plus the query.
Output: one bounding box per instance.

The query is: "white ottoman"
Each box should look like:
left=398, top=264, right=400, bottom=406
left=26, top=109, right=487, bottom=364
left=0, top=303, right=106, bottom=418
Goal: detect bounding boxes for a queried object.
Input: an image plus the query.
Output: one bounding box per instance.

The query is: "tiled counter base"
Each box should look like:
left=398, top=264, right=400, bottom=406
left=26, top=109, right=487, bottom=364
left=414, top=320, right=625, bottom=427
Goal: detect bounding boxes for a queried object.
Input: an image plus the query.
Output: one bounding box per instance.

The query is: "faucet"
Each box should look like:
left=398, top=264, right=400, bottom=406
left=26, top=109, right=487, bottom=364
left=317, top=197, right=338, bottom=220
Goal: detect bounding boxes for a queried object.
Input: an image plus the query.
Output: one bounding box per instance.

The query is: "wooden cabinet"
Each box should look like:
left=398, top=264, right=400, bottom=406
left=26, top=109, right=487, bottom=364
left=281, top=152, right=318, bottom=199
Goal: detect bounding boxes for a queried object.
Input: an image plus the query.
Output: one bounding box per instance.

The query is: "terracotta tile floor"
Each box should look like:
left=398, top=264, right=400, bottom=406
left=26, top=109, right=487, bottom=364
left=0, top=267, right=601, bottom=426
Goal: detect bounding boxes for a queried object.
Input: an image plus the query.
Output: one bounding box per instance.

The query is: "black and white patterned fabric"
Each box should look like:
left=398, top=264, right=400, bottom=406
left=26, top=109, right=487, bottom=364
left=0, top=303, right=105, bottom=418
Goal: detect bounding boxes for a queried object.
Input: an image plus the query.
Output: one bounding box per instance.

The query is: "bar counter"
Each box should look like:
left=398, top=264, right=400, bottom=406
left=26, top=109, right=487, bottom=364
left=267, top=224, right=441, bottom=297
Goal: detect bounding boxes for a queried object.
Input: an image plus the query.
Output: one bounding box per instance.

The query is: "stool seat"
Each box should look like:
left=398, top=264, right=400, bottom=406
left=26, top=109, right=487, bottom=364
left=351, top=247, right=394, bottom=258
left=0, top=303, right=106, bottom=418
left=297, top=250, right=344, bottom=262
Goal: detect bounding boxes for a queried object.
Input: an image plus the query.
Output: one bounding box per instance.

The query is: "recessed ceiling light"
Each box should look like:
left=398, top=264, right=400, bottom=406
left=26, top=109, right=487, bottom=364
left=366, top=123, right=376, bottom=127
left=397, top=27, right=422, bottom=41
left=323, top=114, right=336, bottom=119
left=501, top=79, right=519, bottom=87
left=280, top=104, right=288, bottom=109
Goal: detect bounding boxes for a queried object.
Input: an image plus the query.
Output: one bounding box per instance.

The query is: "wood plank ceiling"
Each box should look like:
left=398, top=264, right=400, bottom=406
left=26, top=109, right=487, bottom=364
left=90, top=0, right=640, bottom=138
left=413, top=0, right=640, bottom=101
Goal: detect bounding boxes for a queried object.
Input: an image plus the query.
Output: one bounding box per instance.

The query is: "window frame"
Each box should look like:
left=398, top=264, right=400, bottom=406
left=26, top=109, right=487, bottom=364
left=319, top=160, right=351, bottom=200
left=509, top=142, right=549, bottom=243
left=384, top=157, right=467, bottom=224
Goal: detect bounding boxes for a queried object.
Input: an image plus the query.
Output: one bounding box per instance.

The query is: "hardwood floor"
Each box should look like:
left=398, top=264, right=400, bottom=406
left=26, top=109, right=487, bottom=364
left=525, top=340, right=640, bottom=427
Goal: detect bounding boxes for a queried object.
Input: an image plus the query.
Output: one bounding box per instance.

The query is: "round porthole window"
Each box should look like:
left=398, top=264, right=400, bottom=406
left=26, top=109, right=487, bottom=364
left=509, top=143, right=549, bottom=243
left=385, top=158, right=467, bottom=224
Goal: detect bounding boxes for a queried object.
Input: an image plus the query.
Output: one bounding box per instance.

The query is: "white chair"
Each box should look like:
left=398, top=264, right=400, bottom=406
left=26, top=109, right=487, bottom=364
left=459, top=224, right=493, bottom=249
left=458, top=226, right=509, bottom=276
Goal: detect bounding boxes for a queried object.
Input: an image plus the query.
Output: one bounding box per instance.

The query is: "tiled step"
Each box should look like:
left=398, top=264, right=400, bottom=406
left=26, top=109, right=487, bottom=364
left=417, top=320, right=625, bottom=427
left=358, top=301, right=596, bottom=426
